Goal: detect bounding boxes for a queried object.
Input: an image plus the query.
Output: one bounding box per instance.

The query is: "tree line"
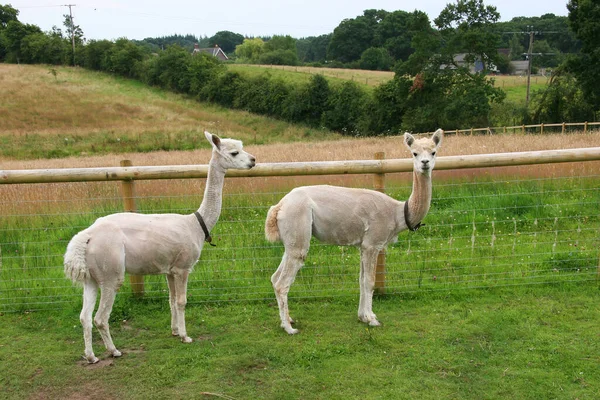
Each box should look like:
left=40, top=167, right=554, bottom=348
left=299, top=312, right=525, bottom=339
left=1, top=1, right=598, bottom=133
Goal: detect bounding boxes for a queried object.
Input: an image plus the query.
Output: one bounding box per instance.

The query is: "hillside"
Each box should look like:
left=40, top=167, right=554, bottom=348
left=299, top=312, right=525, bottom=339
left=1, top=64, right=597, bottom=170
left=0, top=64, right=342, bottom=160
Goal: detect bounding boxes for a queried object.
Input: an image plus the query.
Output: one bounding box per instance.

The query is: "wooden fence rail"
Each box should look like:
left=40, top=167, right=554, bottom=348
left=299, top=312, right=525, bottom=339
left=3, top=147, right=600, bottom=185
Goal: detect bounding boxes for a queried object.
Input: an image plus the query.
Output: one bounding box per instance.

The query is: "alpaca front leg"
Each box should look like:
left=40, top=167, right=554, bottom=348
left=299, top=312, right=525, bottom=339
left=173, top=271, right=192, bottom=343
left=358, top=248, right=381, bottom=327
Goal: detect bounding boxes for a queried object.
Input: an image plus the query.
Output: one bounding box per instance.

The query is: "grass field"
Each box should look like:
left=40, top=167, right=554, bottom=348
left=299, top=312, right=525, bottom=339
left=1, top=284, right=598, bottom=400
left=1, top=64, right=598, bottom=399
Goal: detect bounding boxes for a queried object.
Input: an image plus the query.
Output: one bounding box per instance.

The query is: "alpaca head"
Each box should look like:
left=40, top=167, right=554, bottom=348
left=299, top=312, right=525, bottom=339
left=404, top=129, right=443, bottom=175
left=204, top=131, right=256, bottom=170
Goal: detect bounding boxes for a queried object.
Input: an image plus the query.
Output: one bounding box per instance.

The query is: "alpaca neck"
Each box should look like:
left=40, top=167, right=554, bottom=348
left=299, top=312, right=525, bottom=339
left=406, top=170, right=432, bottom=227
left=197, top=157, right=225, bottom=231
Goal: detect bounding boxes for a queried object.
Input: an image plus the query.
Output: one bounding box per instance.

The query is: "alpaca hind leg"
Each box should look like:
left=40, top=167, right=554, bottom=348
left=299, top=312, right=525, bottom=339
left=272, top=251, right=305, bottom=334
left=80, top=279, right=99, bottom=363
left=166, top=274, right=178, bottom=336
left=173, top=271, right=192, bottom=343
left=358, top=247, right=381, bottom=326
left=94, top=285, right=122, bottom=358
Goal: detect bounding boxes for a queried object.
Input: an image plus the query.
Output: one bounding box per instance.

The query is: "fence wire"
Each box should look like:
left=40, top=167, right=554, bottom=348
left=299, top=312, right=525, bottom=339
left=0, top=163, right=599, bottom=313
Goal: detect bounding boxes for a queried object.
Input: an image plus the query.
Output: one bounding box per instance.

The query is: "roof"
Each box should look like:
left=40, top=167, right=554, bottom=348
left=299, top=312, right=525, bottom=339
left=192, top=44, right=229, bottom=61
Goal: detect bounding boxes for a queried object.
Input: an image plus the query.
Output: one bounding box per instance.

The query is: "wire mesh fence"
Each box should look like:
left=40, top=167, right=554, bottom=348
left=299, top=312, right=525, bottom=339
left=1, top=159, right=599, bottom=313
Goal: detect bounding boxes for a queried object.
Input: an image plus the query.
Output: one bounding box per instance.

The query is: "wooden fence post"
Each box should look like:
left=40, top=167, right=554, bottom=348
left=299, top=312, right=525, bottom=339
left=120, top=159, right=144, bottom=297
left=373, top=152, right=386, bottom=295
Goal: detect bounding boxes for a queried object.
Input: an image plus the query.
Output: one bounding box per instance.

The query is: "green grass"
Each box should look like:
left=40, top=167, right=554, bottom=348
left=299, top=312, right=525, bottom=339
left=1, top=284, right=598, bottom=399
left=1, top=172, right=598, bottom=311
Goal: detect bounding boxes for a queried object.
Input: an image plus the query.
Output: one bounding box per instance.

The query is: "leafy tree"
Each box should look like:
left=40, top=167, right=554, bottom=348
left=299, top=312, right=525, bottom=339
left=20, top=30, right=67, bottom=64
left=259, top=49, right=298, bottom=65
left=565, top=0, right=600, bottom=109
left=327, top=9, right=388, bottom=63
left=187, top=52, right=226, bottom=96
left=208, top=30, right=244, bottom=54
left=234, top=37, right=265, bottom=63
left=2, top=20, right=42, bottom=62
left=434, top=0, right=502, bottom=73
left=323, top=81, right=367, bottom=134
left=264, top=35, right=296, bottom=52
left=83, top=39, right=114, bottom=71
left=63, top=13, right=84, bottom=65
left=107, top=38, right=145, bottom=78
left=359, top=47, right=392, bottom=70
left=0, top=3, right=18, bottom=28
left=382, top=0, right=505, bottom=132
left=530, top=70, right=595, bottom=122
left=508, top=33, right=525, bottom=60
left=296, top=34, right=330, bottom=63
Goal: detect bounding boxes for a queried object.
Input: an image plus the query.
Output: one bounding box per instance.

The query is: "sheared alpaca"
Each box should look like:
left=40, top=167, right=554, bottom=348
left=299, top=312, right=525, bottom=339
left=64, top=131, right=255, bottom=363
left=265, top=129, right=443, bottom=334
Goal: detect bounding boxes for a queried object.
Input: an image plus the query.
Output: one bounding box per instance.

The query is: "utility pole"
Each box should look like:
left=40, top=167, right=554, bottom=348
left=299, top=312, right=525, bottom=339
left=525, top=27, right=535, bottom=108
left=64, top=4, right=76, bottom=66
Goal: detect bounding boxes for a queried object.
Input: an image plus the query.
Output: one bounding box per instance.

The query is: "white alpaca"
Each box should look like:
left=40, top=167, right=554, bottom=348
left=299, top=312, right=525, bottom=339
left=64, top=131, right=255, bottom=363
left=265, top=129, right=443, bottom=334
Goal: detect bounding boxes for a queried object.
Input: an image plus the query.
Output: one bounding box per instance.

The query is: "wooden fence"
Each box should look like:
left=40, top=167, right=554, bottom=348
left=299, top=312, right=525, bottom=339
left=444, top=121, right=600, bottom=136
left=3, top=147, right=600, bottom=298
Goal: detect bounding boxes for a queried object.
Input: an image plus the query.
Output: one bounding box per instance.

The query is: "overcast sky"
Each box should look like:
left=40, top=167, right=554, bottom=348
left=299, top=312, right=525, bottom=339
left=11, top=0, right=570, bottom=41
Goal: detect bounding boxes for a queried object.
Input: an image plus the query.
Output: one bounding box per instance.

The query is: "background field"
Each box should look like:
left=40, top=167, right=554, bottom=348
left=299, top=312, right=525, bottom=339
left=1, top=64, right=598, bottom=400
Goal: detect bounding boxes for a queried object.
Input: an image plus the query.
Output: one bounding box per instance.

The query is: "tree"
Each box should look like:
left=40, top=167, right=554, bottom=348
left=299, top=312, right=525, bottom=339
left=63, top=12, right=84, bottom=65
left=565, top=0, right=600, bottom=109
left=508, top=33, right=525, bottom=60
left=234, top=38, right=265, bottom=63
left=296, top=34, right=330, bottom=63
left=0, top=3, right=18, bottom=28
left=434, top=0, right=502, bottom=73
left=2, top=20, right=42, bottom=62
left=208, top=30, right=244, bottom=54
left=359, top=47, right=392, bottom=70
left=530, top=70, right=595, bottom=123
left=259, top=49, right=298, bottom=65
left=380, top=0, right=505, bottom=132
left=327, top=9, right=388, bottom=63
left=264, top=35, right=296, bottom=52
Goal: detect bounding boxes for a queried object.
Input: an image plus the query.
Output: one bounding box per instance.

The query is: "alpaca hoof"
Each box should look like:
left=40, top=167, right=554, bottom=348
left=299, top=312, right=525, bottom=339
left=172, top=330, right=179, bottom=337
left=181, top=336, right=193, bottom=343
left=369, top=320, right=381, bottom=327
left=86, top=355, right=99, bottom=364
left=283, top=324, right=299, bottom=335
left=112, top=349, right=122, bottom=358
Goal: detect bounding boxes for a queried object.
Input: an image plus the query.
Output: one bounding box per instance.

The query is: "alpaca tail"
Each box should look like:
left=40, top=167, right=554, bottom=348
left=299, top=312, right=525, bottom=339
left=64, top=230, right=92, bottom=284
left=265, top=202, right=282, bottom=243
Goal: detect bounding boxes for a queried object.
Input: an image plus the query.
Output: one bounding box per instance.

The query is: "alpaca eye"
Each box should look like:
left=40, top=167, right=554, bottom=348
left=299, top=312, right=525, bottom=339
left=431, top=151, right=436, bottom=156
left=412, top=152, right=418, bottom=157
left=230, top=151, right=239, bottom=157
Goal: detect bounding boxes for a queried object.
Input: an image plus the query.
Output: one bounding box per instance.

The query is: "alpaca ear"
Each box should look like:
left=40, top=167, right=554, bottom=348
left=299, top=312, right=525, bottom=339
left=432, top=129, right=443, bottom=147
left=204, top=131, right=221, bottom=150
left=404, top=132, right=415, bottom=148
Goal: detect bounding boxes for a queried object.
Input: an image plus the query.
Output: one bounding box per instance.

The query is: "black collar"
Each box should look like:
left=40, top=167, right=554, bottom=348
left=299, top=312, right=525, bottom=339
left=194, top=211, right=216, bottom=246
left=403, top=201, right=424, bottom=231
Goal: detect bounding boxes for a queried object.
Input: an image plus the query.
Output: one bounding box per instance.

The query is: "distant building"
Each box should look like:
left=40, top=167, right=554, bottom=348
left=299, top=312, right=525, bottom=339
left=192, top=44, right=229, bottom=61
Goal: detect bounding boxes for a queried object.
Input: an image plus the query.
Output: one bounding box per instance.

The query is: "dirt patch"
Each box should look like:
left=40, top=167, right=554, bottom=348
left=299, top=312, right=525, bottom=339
left=29, top=381, right=117, bottom=400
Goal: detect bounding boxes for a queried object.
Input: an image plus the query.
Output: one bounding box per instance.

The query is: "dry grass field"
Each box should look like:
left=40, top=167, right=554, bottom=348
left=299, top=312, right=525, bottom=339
left=0, top=64, right=334, bottom=146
